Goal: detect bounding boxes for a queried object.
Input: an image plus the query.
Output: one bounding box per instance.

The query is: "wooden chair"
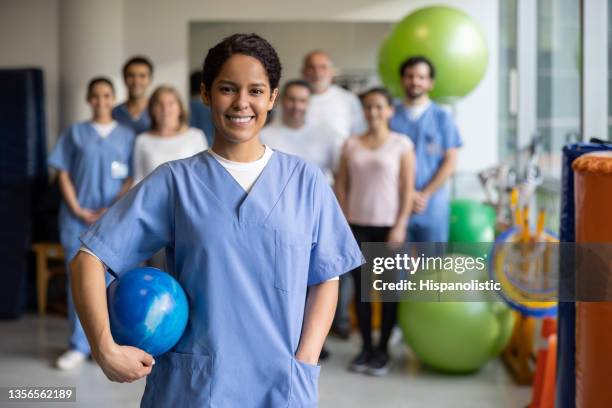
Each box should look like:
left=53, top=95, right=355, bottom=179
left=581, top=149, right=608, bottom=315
left=32, top=242, right=66, bottom=316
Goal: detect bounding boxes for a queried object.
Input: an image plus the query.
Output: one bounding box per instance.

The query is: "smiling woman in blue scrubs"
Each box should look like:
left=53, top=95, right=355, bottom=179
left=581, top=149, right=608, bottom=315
left=70, top=33, right=363, bottom=407
left=48, top=77, right=134, bottom=370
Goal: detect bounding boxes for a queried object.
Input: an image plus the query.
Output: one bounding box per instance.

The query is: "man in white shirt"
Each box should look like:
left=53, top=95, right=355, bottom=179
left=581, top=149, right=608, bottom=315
left=302, top=50, right=366, bottom=139
left=261, top=80, right=339, bottom=182
left=302, top=51, right=365, bottom=340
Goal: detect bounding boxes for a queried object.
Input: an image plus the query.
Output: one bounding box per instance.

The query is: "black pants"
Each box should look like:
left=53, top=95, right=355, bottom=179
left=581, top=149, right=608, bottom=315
left=349, top=224, right=398, bottom=353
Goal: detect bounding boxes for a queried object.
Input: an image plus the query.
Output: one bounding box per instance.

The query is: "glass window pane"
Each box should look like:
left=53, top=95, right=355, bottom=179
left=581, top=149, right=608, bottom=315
left=536, top=0, right=582, bottom=178
left=499, top=0, right=518, bottom=166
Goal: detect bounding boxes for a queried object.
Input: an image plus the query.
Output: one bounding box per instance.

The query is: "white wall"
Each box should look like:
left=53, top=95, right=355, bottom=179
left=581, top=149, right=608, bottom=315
left=0, top=0, right=59, bottom=150
left=59, top=0, right=125, bottom=128
left=124, top=0, right=499, bottom=174
left=189, top=22, right=392, bottom=90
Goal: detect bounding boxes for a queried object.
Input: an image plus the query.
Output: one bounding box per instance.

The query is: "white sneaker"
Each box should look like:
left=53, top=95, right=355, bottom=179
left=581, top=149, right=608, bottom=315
left=56, top=350, right=87, bottom=371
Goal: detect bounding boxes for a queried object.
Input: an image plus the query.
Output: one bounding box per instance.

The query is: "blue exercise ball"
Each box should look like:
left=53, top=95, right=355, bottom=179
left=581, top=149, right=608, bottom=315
left=107, top=267, right=189, bottom=356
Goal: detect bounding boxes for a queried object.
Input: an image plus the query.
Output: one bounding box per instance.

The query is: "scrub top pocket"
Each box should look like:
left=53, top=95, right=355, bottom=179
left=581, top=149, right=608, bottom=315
left=274, top=230, right=312, bottom=293
left=424, top=132, right=442, bottom=157
left=289, top=358, right=321, bottom=407
left=141, top=352, right=213, bottom=408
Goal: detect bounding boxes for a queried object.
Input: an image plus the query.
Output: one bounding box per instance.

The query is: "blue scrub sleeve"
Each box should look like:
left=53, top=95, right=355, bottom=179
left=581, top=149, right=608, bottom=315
left=80, top=163, right=175, bottom=274
left=308, top=171, right=364, bottom=286
left=440, top=112, right=463, bottom=150
left=48, top=128, right=74, bottom=171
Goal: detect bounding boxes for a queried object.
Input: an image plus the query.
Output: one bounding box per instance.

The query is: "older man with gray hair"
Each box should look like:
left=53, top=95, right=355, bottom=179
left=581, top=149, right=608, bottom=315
left=301, top=50, right=366, bottom=341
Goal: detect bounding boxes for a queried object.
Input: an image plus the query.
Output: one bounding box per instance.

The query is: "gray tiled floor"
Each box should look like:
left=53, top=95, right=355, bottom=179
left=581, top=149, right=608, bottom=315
left=0, top=314, right=531, bottom=407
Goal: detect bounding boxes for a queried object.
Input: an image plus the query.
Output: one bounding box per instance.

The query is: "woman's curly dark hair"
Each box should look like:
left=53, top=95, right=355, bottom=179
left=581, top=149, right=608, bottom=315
left=201, top=33, right=282, bottom=93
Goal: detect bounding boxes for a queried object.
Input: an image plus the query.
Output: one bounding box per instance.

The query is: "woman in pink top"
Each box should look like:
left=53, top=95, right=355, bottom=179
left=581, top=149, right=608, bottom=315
left=335, top=87, right=415, bottom=376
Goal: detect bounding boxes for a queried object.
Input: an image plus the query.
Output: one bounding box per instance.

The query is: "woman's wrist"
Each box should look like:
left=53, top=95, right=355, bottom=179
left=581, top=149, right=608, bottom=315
left=295, top=349, right=320, bottom=365
left=72, top=206, right=84, bottom=218
left=393, top=218, right=408, bottom=229
left=93, top=332, right=117, bottom=362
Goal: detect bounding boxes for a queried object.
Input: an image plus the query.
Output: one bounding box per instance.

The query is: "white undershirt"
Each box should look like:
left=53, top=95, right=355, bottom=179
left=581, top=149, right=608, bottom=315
left=404, top=100, right=431, bottom=121
left=91, top=120, right=118, bottom=138
left=79, top=143, right=338, bottom=281
left=207, top=145, right=273, bottom=193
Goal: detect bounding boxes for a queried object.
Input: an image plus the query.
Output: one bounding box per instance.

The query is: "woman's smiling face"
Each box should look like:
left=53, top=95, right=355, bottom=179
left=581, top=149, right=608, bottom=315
left=203, top=54, right=278, bottom=144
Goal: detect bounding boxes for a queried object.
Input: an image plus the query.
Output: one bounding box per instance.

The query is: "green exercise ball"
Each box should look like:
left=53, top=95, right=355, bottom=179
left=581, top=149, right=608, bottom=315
left=379, top=6, right=488, bottom=103
left=449, top=200, right=495, bottom=259
left=399, top=300, right=514, bottom=373
left=378, top=38, right=403, bottom=97
left=449, top=199, right=495, bottom=242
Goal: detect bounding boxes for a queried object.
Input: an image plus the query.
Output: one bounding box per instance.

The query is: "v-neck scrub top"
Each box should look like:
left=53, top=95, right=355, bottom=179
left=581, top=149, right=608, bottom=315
left=389, top=102, right=462, bottom=241
left=112, top=103, right=152, bottom=136
left=80, top=150, right=364, bottom=407
left=48, top=121, right=135, bottom=259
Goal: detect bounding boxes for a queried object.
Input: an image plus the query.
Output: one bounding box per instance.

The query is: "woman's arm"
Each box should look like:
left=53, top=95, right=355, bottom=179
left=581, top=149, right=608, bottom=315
left=295, top=279, right=338, bottom=364
left=58, top=171, right=98, bottom=224
left=334, top=153, right=350, bottom=216
left=387, top=149, right=416, bottom=243
left=70, top=251, right=154, bottom=382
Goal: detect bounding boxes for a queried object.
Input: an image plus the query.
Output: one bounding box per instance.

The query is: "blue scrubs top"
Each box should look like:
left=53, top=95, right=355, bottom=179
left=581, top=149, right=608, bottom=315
left=48, top=122, right=135, bottom=259
left=189, top=97, right=215, bottom=146
left=112, top=103, right=151, bottom=135
left=389, top=102, right=462, bottom=241
left=81, top=151, right=363, bottom=407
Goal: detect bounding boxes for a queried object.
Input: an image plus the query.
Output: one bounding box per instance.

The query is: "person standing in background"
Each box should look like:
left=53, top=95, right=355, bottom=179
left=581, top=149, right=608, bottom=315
left=302, top=50, right=366, bottom=339
left=261, top=79, right=339, bottom=182
left=132, top=85, right=208, bottom=186
left=131, top=85, right=207, bottom=270
left=112, top=56, right=154, bottom=135
left=390, top=56, right=462, bottom=243
left=48, top=77, right=134, bottom=371
left=302, top=50, right=366, bottom=141
left=335, top=87, right=414, bottom=375
left=189, top=71, right=215, bottom=146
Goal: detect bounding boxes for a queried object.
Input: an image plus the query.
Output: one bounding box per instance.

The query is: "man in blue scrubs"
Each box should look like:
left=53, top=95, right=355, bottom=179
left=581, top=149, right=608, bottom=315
left=112, top=56, right=153, bottom=135
left=390, top=56, right=462, bottom=242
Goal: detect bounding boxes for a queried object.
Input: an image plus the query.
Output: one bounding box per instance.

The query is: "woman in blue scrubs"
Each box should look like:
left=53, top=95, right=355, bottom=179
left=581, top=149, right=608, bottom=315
left=70, top=34, right=363, bottom=407
left=48, top=77, right=135, bottom=370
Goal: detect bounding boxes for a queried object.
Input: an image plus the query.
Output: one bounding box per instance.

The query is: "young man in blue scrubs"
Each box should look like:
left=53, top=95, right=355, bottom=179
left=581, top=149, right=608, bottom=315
left=112, top=56, right=153, bottom=135
left=70, top=34, right=363, bottom=407
left=389, top=56, right=462, bottom=242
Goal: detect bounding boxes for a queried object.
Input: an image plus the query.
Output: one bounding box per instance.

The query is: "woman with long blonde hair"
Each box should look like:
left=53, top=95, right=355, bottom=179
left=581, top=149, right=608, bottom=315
left=132, top=85, right=208, bottom=185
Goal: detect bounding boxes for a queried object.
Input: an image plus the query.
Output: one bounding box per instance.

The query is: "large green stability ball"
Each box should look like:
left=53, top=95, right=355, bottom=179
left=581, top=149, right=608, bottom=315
left=399, top=301, right=514, bottom=373
left=379, top=6, right=488, bottom=103
left=449, top=199, right=496, bottom=243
